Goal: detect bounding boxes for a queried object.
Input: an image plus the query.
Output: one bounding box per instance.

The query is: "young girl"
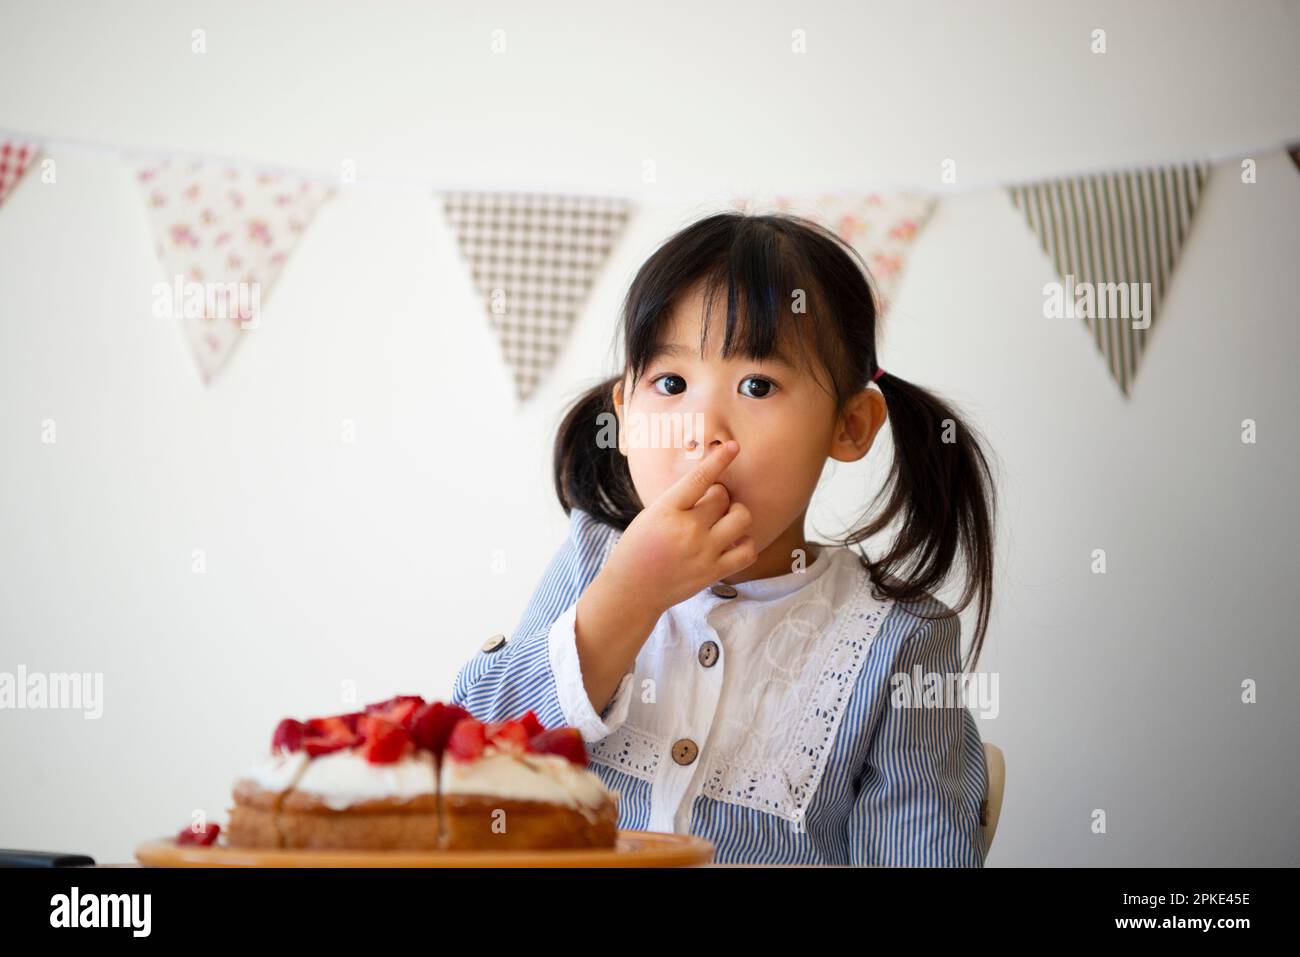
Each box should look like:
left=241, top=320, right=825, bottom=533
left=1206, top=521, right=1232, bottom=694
left=452, top=211, right=999, bottom=866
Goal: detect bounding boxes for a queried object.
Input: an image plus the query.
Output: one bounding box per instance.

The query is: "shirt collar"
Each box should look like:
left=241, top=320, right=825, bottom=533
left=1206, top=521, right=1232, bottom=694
left=722, top=543, right=837, bottom=602
left=671, top=546, right=839, bottom=625
left=609, top=529, right=842, bottom=613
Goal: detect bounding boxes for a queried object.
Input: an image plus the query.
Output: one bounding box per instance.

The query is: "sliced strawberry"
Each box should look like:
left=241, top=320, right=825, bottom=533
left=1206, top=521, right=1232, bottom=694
left=364, top=695, right=426, bottom=730
left=305, top=715, right=352, bottom=737
left=529, top=727, right=588, bottom=767
left=484, top=719, right=530, bottom=754
left=383, top=700, right=422, bottom=730
left=359, top=715, right=412, bottom=764
left=446, top=716, right=486, bottom=761
left=271, top=718, right=306, bottom=754
left=302, top=716, right=359, bottom=756
left=303, top=738, right=351, bottom=757
left=410, top=702, right=471, bottom=756
left=365, top=694, right=425, bottom=712
left=336, top=711, right=367, bottom=736
left=176, top=822, right=221, bottom=846
left=516, top=709, right=546, bottom=739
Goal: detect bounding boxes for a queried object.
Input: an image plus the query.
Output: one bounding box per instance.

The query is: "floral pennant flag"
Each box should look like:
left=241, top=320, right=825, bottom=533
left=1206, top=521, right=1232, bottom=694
left=1007, top=162, right=1210, bottom=398
left=730, top=192, right=938, bottom=319
left=130, top=156, right=336, bottom=382
left=441, top=191, right=634, bottom=402
left=0, top=138, right=39, bottom=207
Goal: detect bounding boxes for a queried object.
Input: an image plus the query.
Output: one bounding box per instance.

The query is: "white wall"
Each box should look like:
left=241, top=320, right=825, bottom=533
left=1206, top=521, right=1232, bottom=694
left=1, top=0, right=1297, bottom=866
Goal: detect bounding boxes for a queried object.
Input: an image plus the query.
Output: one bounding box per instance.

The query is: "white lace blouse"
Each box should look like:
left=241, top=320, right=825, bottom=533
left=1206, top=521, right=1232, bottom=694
left=452, top=507, right=988, bottom=866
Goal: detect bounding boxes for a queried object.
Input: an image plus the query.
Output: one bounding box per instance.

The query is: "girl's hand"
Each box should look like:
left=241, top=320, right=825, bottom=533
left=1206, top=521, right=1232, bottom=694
left=602, top=440, right=756, bottom=615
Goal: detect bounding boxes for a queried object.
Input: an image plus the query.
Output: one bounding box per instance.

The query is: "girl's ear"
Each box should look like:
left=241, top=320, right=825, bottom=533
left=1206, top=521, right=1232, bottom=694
left=828, top=387, right=887, bottom=463
left=611, top=377, right=628, bottom=457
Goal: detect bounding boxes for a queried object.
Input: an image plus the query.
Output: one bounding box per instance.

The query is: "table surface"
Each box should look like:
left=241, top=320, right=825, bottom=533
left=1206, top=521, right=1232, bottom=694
left=88, top=861, right=817, bottom=868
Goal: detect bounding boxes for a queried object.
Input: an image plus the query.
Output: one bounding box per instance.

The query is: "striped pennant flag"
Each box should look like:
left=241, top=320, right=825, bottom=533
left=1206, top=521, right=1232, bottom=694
left=0, top=138, right=39, bottom=208
left=441, top=191, right=634, bottom=403
left=1008, top=163, right=1211, bottom=398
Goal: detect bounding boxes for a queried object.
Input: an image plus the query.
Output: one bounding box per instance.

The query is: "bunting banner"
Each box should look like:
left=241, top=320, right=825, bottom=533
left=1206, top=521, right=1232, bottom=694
left=731, top=192, right=937, bottom=319
left=130, top=156, right=336, bottom=382
left=1007, top=163, right=1211, bottom=398
left=0, top=128, right=1294, bottom=400
left=441, top=191, right=633, bottom=402
left=0, top=138, right=39, bottom=208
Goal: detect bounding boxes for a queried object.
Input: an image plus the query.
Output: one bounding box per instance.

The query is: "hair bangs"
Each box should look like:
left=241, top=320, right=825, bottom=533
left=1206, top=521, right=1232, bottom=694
left=624, top=215, right=844, bottom=401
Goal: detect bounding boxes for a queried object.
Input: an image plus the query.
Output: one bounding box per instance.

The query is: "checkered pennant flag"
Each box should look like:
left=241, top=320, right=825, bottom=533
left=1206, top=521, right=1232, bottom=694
left=1008, top=162, right=1210, bottom=398
left=441, top=192, right=633, bottom=402
left=0, top=137, right=39, bottom=208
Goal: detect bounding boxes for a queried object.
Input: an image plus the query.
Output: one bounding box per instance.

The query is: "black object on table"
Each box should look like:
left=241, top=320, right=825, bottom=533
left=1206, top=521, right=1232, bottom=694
left=0, top=848, right=96, bottom=867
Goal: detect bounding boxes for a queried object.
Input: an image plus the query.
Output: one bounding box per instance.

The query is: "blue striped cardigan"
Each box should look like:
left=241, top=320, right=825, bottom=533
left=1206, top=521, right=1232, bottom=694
left=451, top=507, right=988, bottom=866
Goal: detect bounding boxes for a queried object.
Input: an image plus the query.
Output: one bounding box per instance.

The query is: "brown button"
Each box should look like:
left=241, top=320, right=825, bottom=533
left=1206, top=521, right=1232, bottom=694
left=481, top=633, right=506, bottom=653
left=710, top=583, right=738, bottom=598
left=671, top=738, right=699, bottom=765
left=697, top=641, right=719, bottom=668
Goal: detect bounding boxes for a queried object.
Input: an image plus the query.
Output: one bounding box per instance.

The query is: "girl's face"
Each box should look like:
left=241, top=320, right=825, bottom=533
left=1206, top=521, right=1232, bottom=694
left=613, top=283, right=865, bottom=567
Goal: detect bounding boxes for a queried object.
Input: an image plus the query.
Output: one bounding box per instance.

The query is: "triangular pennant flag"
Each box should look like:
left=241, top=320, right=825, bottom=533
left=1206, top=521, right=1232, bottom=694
left=441, top=191, right=633, bottom=402
left=131, top=156, right=335, bottom=382
left=1008, top=162, right=1210, bottom=398
left=0, top=138, right=39, bottom=207
left=730, top=192, right=937, bottom=319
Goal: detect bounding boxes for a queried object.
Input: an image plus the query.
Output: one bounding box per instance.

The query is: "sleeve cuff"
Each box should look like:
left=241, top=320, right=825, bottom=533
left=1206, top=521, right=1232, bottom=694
left=546, top=601, right=634, bottom=743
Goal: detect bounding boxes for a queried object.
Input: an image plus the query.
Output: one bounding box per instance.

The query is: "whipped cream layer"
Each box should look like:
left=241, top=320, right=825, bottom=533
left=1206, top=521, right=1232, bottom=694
left=291, top=749, right=436, bottom=810
left=239, top=750, right=310, bottom=792
left=441, top=745, right=614, bottom=810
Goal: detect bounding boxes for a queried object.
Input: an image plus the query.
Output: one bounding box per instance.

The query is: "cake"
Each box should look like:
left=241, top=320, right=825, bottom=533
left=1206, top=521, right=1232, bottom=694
left=217, top=695, right=619, bottom=852
left=440, top=708, right=619, bottom=850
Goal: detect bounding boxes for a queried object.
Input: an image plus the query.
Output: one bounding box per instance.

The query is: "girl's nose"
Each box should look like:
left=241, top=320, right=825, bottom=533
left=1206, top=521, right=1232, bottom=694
left=685, top=436, right=731, bottom=454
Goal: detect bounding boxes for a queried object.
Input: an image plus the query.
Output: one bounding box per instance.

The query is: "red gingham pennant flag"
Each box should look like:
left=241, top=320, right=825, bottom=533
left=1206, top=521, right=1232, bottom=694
left=441, top=191, right=634, bottom=402
left=0, top=138, right=39, bottom=207
left=130, top=156, right=336, bottom=383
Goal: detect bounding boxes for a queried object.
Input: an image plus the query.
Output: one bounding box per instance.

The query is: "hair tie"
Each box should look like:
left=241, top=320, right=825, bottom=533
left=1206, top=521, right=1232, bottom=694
left=871, top=367, right=886, bottom=382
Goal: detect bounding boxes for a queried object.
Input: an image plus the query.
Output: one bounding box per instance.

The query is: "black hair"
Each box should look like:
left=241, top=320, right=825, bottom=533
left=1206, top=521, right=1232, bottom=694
left=553, top=211, right=999, bottom=671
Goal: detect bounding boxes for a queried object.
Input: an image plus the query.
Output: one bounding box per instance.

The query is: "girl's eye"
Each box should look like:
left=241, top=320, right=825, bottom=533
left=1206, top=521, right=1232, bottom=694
left=739, top=376, right=777, bottom=398
left=650, top=374, right=776, bottom=398
left=652, top=374, right=686, bottom=396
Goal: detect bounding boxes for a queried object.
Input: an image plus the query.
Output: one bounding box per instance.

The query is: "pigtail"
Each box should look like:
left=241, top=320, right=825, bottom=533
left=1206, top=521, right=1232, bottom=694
left=552, top=376, right=641, bottom=530
left=848, top=371, right=999, bottom=673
